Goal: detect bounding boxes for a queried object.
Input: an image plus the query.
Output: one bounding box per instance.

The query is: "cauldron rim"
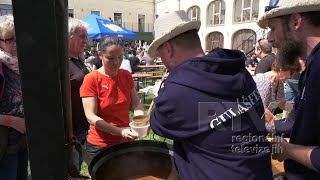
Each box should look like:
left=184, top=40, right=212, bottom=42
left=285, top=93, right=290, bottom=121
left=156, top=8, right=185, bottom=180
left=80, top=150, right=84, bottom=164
left=88, top=140, right=174, bottom=180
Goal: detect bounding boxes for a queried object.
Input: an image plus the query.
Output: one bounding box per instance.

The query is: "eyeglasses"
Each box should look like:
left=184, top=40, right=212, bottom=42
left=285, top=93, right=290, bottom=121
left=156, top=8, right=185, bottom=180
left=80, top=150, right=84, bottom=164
left=0, top=37, right=16, bottom=44
left=265, top=0, right=279, bottom=12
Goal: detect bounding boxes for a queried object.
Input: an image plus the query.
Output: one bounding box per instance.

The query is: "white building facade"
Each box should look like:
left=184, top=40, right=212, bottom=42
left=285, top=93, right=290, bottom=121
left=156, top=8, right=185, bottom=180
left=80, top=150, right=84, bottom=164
left=0, top=0, right=155, bottom=40
left=1, top=0, right=271, bottom=50
left=155, top=0, right=270, bottom=53
left=67, top=0, right=155, bottom=34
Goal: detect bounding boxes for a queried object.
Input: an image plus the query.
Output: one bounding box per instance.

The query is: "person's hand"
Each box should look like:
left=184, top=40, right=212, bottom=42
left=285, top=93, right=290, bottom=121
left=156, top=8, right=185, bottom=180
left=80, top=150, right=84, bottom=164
left=120, top=127, right=138, bottom=140
left=10, top=116, right=26, bottom=134
left=265, top=112, right=274, bottom=122
left=271, top=136, right=289, bottom=162
left=264, top=109, right=276, bottom=122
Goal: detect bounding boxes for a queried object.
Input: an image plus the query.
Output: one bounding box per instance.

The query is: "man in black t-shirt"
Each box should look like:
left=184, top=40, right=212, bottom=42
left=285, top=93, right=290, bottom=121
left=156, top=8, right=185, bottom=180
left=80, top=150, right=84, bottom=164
left=129, top=51, right=141, bottom=73
left=68, top=18, right=90, bottom=178
left=254, top=39, right=276, bottom=75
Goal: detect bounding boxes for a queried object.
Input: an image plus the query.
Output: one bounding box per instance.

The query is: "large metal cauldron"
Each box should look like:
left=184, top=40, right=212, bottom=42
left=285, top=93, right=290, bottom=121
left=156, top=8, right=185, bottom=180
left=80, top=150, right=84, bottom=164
left=88, top=140, right=180, bottom=180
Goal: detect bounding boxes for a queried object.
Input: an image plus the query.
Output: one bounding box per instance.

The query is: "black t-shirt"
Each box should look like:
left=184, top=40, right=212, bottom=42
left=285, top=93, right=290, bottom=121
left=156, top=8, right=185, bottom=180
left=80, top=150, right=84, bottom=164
left=91, top=57, right=102, bottom=69
left=254, top=53, right=276, bottom=75
left=69, top=57, right=90, bottom=135
left=129, top=56, right=141, bottom=73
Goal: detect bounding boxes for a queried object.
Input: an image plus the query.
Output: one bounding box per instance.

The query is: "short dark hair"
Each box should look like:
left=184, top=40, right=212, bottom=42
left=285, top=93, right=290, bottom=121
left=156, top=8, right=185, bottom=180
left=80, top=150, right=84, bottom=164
left=301, top=11, right=320, bottom=27
left=169, top=29, right=201, bottom=50
left=280, top=11, right=320, bottom=28
left=257, top=39, right=273, bottom=53
left=99, top=36, right=124, bottom=53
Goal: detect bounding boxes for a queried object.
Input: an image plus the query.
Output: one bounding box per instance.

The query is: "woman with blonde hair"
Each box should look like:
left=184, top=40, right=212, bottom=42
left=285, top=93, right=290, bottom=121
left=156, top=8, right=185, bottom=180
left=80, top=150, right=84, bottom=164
left=0, top=15, right=27, bottom=180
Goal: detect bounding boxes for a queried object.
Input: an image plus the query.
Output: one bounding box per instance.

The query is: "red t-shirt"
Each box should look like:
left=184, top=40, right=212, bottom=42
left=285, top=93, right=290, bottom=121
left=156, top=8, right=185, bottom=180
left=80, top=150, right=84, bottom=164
left=80, top=69, right=134, bottom=147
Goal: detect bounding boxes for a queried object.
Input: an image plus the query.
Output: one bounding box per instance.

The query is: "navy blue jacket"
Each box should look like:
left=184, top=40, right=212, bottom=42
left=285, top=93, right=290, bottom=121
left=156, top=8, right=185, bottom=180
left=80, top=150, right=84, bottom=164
left=284, top=43, right=320, bottom=180
left=151, top=48, right=273, bottom=180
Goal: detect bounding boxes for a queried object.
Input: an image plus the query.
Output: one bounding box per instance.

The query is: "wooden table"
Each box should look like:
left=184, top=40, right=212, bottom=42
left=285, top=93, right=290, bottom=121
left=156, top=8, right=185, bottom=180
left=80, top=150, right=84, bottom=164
left=247, top=66, right=256, bottom=71
left=132, top=73, right=152, bottom=78
left=132, top=73, right=152, bottom=90
left=137, top=65, right=165, bottom=68
left=246, top=67, right=255, bottom=76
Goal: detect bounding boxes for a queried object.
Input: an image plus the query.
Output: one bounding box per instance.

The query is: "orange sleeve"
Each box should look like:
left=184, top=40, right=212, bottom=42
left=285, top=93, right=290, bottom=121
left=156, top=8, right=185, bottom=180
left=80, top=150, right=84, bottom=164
left=80, top=73, right=97, bottom=97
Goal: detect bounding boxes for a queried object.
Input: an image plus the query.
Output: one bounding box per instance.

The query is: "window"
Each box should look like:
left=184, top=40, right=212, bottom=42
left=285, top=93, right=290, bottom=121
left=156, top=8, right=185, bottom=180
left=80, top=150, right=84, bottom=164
left=232, top=29, right=256, bottom=53
left=207, top=1, right=225, bottom=25
left=0, top=4, right=12, bottom=16
left=187, top=6, right=200, bottom=21
left=234, top=0, right=259, bottom=23
left=91, top=11, right=100, bottom=16
left=114, top=13, right=122, bottom=26
left=206, top=32, right=224, bottom=51
left=138, top=14, right=145, bottom=32
left=68, top=9, right=74, bottom=18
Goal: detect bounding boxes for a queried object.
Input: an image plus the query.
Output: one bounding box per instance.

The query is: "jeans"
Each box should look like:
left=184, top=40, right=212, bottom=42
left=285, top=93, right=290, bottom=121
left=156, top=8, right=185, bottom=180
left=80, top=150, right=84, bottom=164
left=72, top=131, right=88, bottom=173
left=284, top=79, right=299, bottom=103
left=0, top=148, right=28, bottom=180
left=85, top=141, right=103, bottom=158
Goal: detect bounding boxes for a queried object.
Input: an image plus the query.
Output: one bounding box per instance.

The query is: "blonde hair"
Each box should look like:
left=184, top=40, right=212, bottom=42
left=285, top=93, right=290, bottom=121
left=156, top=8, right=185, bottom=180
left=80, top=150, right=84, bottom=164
left=0, top=15, right=14, bottom=39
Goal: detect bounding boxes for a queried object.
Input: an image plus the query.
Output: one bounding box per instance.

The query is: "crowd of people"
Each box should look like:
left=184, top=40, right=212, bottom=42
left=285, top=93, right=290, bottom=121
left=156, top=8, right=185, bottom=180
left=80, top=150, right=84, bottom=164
left=0, top=0, right=319, bottom=179
left=0, top=15, right=146, bottom=180
left=84, top=39, right=156, bottom=74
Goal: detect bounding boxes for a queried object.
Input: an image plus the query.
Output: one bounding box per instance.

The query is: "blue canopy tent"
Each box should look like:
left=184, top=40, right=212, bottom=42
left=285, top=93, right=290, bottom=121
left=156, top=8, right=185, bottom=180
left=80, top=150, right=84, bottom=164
left=81, top=14, right=137, bottom=39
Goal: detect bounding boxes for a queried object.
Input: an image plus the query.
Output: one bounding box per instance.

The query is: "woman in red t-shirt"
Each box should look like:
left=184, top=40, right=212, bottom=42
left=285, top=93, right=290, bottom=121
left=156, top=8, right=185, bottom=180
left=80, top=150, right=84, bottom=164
left=80, top=36, right=144, bottom=157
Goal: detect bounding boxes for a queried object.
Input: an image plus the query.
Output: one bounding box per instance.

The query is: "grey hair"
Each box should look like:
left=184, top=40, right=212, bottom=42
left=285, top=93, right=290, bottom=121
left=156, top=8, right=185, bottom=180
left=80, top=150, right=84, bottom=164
left=0, top=15, right=14, bottom=39
left=98, top=36, right=124, bottom=52
left=68, top=17, right=87, bottom=38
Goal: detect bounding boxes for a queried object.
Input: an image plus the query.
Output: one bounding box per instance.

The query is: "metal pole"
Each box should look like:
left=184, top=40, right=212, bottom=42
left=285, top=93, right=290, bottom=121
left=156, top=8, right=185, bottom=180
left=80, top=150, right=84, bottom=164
left=12, top=0, right=71, bottom=179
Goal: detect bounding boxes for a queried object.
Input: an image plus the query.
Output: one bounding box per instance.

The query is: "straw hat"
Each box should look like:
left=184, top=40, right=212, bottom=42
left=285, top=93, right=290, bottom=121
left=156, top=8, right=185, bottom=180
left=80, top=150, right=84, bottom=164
left=148, top=10, right=201, bottom=58
left=258, top=0, right=320, bottom=28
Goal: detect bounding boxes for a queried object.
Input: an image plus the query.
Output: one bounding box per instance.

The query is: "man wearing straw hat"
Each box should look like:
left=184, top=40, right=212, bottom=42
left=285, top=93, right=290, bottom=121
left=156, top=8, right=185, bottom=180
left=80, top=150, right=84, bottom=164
left=258, top=0, right=320, bottom=179
left=149, top=10, right=273, bottom=180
